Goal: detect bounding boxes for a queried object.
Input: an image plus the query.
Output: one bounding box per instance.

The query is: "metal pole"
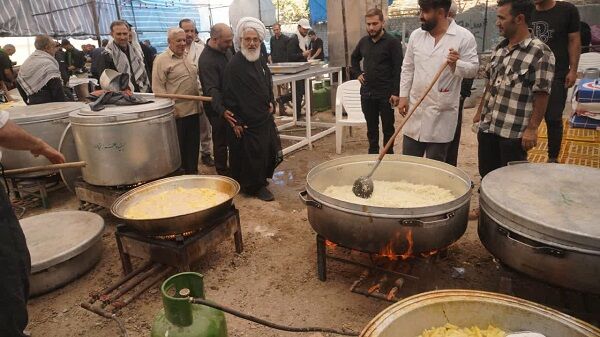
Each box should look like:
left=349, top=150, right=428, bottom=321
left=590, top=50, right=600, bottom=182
left=258, top=0, right=262, bottom=21
left=90, top=0, right=102, bottom=46
left=482, top=0, right=489, bottom=52
left=114, top=0, right=121, bottom=20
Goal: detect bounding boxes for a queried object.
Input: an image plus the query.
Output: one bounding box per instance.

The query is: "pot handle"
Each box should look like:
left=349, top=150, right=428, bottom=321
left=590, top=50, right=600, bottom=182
left=299, top=190, right=322, bottom=209
left=400, top=211, right=455, bottom=227
left=497, top=226, right=566, bottom=258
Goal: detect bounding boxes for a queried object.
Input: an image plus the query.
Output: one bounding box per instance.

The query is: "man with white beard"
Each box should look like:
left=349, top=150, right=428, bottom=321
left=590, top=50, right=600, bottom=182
left=222, top=17, right=283, bottom=202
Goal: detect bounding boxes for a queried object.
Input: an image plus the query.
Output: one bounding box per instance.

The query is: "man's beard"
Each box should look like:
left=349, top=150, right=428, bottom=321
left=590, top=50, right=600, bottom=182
left=368, top=27, right=383, bottom=38
left=241, top=46, right=260, bottom=62
left=421, top=17, right=438, bottom=31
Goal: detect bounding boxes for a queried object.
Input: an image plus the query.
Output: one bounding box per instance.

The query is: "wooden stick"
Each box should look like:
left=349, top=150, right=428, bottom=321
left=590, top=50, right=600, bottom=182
left=378, top=62, right=449, bottom=160
left=3, top=161, right=86, bottom=176
left=152, top=93, right=213, bottom=102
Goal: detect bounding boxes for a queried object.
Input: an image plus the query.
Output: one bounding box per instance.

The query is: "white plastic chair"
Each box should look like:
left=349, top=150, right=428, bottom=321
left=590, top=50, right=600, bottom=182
left=335, top=80, right=366, bottom=154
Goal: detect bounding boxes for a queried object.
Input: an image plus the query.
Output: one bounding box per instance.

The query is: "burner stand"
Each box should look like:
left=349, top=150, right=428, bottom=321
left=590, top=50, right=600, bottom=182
left=115, top=207, right=243, bottom=274
left=316, top=234, right=446, bottom=302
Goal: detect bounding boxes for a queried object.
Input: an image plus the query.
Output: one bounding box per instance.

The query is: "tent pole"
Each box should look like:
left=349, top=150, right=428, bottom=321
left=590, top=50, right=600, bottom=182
left=114, top=0, right=122, bottom=20
left=91, top=0, right=102, bottom=46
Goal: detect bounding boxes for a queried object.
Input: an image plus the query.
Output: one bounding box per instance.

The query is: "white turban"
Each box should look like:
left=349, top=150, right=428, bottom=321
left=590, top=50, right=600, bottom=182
left=235, top=16, right=266, bottom=42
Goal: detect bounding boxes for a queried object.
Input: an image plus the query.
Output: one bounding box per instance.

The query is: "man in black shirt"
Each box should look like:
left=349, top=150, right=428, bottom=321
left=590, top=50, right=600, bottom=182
left=531, top=0, right=581, bottom=163
left=269, top=23, right=289, bottom=63
left=199, top=23, right=234, bottom=176
left=350, top=8, right=403, bottom=154
left=61, top=39, right=86, bottom=75
left=287, top=18, right=312, bottom=117
left=308, top=31, right=325, bottom=60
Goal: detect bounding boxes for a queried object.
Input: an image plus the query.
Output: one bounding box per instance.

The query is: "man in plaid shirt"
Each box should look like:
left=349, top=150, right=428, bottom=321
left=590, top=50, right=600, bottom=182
left=474, top=0, right=555, bottom=178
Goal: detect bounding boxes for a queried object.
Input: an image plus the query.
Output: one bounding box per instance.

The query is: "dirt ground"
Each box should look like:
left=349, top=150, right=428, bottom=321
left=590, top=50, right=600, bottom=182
left=22, top=104, right=599, bottom=337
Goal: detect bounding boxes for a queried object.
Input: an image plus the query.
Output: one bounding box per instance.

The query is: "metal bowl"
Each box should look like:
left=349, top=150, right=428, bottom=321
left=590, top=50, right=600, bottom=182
left=111, top=175, right=240, bottom=236
left=360, top=290, right=600, bottom=337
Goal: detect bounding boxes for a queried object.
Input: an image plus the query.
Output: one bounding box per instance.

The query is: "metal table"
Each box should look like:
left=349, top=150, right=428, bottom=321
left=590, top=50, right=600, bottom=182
left=272, top=65, right=342, bottom=155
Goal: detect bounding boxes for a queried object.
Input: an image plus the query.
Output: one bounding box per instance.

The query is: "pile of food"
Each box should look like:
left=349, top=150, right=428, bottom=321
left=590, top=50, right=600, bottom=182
left=418, top=323, right=506, bottom=337
left=124, top=187, right=230, bottom=219
left=323, top=180, right=455, bottom=208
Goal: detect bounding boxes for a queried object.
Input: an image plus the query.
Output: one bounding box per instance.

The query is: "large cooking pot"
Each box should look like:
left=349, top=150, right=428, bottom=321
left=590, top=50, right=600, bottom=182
left=111, top=175, right=240, bottom=236
left=360, top=290, right=600, bottom=336
left=300, top=155, right=472, bottom=255
left=0, top=102, right=85, bottom=177
left=478, top=163, right=600, bottom=294
left=69, top=98, right=180, bottom=186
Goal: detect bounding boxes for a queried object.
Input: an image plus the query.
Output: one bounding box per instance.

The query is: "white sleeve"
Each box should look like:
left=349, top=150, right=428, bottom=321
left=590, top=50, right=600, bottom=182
left=399, top=33, right=416, bottom=98
left=0, top=110, right=8, bottom=129
left=454, top=31, right=479, bottom=79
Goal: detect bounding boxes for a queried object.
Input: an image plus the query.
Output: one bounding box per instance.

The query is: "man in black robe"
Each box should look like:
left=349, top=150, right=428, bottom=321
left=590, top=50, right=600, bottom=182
left=223, top=17, right=283, bottom=202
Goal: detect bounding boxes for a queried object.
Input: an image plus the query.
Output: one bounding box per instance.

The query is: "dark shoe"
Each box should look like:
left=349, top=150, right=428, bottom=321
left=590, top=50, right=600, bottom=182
left=547, top=157, right=558, bottom=163
left=256, top=186, right=274, bottom=202
left=201, top=155, right=215, bottom=167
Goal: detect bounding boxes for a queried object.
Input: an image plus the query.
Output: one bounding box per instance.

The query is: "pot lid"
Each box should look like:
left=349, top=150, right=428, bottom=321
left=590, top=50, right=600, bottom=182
left=480, top=163, right=600, bottom=250
left=20, top=211, right=104, bottom=273
left=78, top=97, right=173, bottom=116
left=6, top=102, right=86, bottom=123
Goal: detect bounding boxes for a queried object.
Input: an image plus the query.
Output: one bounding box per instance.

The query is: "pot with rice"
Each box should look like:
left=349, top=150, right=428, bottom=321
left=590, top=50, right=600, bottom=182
left=300, top=155, right=472, bottom=255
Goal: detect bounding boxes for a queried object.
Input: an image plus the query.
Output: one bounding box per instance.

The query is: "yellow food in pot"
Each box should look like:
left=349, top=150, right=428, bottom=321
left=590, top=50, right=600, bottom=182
left=124, top=187, right=230, bottom=219
left=418, top=323, right=506, bottom=337
left=323, top=180, right=455, bottom=208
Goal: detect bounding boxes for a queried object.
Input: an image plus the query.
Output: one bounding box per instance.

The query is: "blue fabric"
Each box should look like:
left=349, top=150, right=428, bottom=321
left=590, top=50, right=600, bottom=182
left=309, top=0, right=327, bottom=24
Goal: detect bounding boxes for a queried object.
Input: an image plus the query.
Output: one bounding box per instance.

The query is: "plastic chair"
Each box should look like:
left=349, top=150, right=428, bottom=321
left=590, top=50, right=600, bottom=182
left=335, top=80, right=366, bottom=154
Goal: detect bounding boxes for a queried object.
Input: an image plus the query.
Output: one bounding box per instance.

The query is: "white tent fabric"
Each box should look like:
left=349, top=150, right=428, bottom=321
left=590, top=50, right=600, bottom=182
left=0, top=0, right=118, bottom=37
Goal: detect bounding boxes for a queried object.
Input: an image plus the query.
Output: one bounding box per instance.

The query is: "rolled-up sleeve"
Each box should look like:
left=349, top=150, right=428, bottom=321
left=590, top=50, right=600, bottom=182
left=533, top=46, right=555, bottom=94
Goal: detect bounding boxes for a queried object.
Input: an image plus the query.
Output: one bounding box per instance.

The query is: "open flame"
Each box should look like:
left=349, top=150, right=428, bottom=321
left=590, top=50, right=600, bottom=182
left=325, top=240, right=337, bottom=248
left=378, top=230, right=413, bottom=261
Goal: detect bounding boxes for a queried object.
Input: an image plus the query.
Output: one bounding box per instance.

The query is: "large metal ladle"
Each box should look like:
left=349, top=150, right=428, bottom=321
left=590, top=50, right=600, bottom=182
left=352, top=62, right=449, bottom=199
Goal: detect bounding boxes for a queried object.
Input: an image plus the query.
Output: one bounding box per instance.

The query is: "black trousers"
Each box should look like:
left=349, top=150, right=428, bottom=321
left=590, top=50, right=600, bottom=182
left=295, top=80, right=305, bottom=116
left=545, top=78, right=567, bottom=159
left=477, top=131, right=526, bottom=178
left=0, top=185, right=30, bottom=337
left=176, top=114, right=200, bottom=174
left=208, top=113, right=229, bottom=176
left=361, top=96, right=395, bottom=154
left=446, top=96, right=465, bottom=166
left=402, top=135, right=450, bottom=162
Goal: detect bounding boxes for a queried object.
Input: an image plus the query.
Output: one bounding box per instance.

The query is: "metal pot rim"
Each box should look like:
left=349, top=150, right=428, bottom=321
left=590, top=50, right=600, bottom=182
left=110, top=175, right=241, bottom=222
left=360, top=289, right=600, bottom=336
left=306, top=155, right=472, bottom=216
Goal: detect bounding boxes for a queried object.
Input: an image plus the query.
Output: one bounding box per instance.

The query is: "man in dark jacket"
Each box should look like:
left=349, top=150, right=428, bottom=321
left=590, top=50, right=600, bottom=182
left=61, top=39, right=86, bottom=75
left=199, top=23, right=234, bottom=176
left=350, top=8, right=403, bottom=154
left=286, top=18, right=312, bottom=117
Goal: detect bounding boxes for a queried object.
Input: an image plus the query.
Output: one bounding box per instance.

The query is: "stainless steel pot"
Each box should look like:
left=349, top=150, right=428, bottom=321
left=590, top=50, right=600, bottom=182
left=478, top=163, right=600, bottom=294
left=111, top=175, right=240, bottom=236
left=360, top=290, right=600, bottom=337
left=69, top=98, right=180, bottom=186
left=21, top=211, right=105, bottom=297
left=300, top=155, right=472, bottom=255
left=0, top=102, right=85, bottom=177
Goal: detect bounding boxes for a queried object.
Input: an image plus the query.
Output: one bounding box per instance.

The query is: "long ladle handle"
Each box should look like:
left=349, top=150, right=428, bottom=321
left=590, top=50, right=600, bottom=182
left=366, top=62, right=450, bottom=178
left=3, top=161, right=87, bottom=176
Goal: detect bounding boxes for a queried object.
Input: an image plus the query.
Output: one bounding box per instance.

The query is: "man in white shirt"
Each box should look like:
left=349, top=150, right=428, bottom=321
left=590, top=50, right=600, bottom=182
left=0, top=110, right=64, bottom=337
left=397, top=0, right=479, bottom=162
left=179, top=18, right=215, bottom=168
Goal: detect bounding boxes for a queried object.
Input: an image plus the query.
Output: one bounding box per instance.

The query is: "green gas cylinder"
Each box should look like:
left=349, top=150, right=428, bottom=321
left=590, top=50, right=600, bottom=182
left=312, top=81, right=330, bottom=113
left=323, top=79, right=332, bottom=107
left=151, top=272, right=227, bottom=337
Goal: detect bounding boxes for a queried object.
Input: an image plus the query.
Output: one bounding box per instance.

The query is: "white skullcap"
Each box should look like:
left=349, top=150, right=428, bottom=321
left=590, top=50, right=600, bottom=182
left=235, top=16, right=266, bottom=41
